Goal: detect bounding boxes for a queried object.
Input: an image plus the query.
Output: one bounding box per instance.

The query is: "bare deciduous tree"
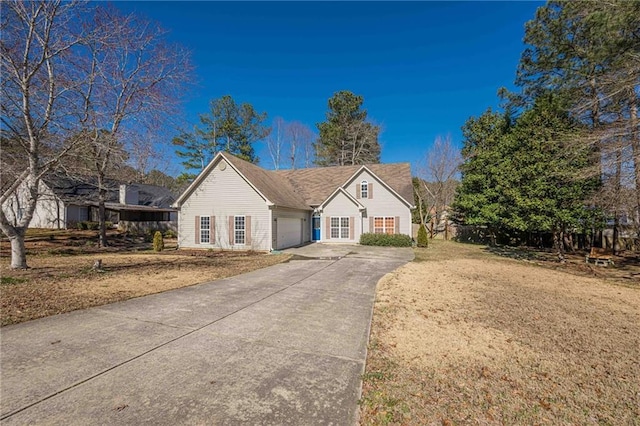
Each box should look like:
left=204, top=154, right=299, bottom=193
left=1, top=1, right=193, bottom=266
left=267, top=117, right=286, bottom=170
left=266, top=118, right=316, bottom=170
left=71, top=6, right=193, bottom=247
left=0, top=0, right=86, bottom=268
left=287, top=121, right=315, bottom=169
left=418, top=135, right=462, bottom=239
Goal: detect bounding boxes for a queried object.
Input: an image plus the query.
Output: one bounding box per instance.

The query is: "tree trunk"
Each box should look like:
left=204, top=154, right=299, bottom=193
left=444, top=216, right=449, bottom=241
left=613, top=214, right=620, bottom=255
left=9, top=230, right=28, bottom=269
left=98, top=200, right=107, bottom=247
left=613, top=143, right=622, bottom=255
left=630, top=97, right=639, bottom=227
left=1, top=177, right=40, bottom=269
left=98, top=173, right=108, bottom=248
left=590, top=76, right=603, bottom=184
left=553, top=229, right=566, bottom=263
left=488, top=228, right=496, bottom=246
left=563, top=232, right=575, bottom=253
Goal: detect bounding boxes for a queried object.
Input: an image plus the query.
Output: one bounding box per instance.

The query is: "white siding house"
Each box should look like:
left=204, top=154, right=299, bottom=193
left=3, top=180, right=67, bottom=229
left=173, top=152, right=415, bottom=251
left=343, top=168, right=413, bottom=236
left=177, top=157, right=273, bottom=251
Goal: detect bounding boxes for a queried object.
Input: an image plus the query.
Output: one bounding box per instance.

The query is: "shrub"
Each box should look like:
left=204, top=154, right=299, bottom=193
left=163, top=229, right=177, bottom=239
left=360, top=233, right=412, bottom=247
left=417, top=224, right=429, bottom=247
left=77, top=221, right=103, bottom=230
left=105, top=221, right=113, bottom=229
left=144, top=228, right=158, bottom=242
left=153, top=231, right=164, bottom=252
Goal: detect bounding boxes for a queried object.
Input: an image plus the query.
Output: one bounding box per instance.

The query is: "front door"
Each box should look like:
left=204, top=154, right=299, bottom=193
left=312, top=215, right=321, bottom=241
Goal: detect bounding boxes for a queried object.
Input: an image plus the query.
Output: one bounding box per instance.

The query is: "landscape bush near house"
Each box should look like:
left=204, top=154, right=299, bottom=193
left=76, top=221, right=112, bottom=231
left=163, top=229, right=177, bottom=239
left=153, top=231, right=164, bottom=252
left=360, top=233, right=412, bottom=247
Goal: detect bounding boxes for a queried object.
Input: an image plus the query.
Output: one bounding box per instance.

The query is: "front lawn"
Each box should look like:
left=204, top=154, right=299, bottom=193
left=1, top=230, right=290, bottom=326
left=359, top=240, right=640, bottom=424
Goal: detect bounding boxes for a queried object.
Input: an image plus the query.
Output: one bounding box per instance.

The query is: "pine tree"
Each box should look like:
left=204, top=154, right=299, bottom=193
left=315, top=91, right=381, bottom=166
left=173, top=95, right=269, bottom=180
left=513, top=1, right=640, bottom=232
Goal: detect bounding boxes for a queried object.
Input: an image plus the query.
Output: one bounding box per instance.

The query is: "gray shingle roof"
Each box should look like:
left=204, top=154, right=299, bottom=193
left=223, top=154, right=311, bottom=210
left=276, top=163, right=414, bottom=206
left=42, top=173, right=176, bottom=208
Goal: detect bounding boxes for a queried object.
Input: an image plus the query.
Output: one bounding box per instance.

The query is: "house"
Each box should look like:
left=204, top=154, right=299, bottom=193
left=2, top=173, right=178, bottom=232
left=172, top=152, right=414, bottom=251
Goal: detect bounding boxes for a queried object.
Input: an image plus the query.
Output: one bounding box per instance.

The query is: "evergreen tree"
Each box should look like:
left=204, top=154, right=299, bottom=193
left=417, top=224, right=429, bottom=248
left=454, top=96, right=598, bottom=259
left=501, top=95, right=598, bottom=259
left=315, top=90, right=381, bottom=166
left=513, top=1, right=640, bottom=230
left=172, top=130, right=213, bottom=182
left=173, top=95, right=269, bottom=180
left=453, top=109, right=511, bottom=244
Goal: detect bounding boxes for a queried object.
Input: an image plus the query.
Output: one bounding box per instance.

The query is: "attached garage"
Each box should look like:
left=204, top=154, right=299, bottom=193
left=275, top=217, right=303, bottom=249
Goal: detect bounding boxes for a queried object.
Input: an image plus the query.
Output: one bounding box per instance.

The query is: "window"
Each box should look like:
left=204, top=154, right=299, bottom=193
left=374, top=217, right=395, bottom=235
left=331, top=216, right=350, bottom=239
left=200, top=216, right=210, bottom=243
left=360, top=180, right=368, bottom=199
left=234, top=215, right=245, bottom=245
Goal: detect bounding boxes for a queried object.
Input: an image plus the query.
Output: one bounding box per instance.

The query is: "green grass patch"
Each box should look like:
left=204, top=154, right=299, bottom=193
left=1, top=276, right=27, bottom=286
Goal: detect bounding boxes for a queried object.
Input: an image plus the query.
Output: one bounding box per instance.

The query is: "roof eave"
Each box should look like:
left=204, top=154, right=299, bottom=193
left=319, top=187, right=364, bottom=210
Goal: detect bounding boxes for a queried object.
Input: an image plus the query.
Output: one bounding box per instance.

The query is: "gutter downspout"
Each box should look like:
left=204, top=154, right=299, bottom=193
left=269, top=206, right=274, bottom=252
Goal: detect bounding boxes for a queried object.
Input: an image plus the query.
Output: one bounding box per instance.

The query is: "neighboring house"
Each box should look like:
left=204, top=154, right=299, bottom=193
left=173, top=152, right=414, bottom=251
left=2, top=174, right=177, bottom=232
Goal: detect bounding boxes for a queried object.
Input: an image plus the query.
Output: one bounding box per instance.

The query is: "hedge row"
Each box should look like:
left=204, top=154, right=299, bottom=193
left=359, top=232, right=412, bottom=247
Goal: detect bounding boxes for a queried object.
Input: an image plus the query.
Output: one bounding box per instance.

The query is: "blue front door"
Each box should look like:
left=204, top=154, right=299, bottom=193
left=312, top=216, right=321, bottom=241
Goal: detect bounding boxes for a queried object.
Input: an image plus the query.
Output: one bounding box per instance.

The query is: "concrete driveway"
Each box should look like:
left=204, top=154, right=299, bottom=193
left=0, top=245, right=413, bottom=425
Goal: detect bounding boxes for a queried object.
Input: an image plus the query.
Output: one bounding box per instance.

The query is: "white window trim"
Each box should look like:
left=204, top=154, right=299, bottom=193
left=360, top=180, right=368, bottom=199
left=330, top=216, right=350, bottom=239
left=200, top=216, right=211, bottom=244
left=234, top=215, right=245, bottom=245
left=373, top=216, right=395, bottom=235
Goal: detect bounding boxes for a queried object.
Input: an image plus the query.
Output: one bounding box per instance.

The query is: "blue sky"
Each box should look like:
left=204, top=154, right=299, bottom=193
left=117, top=1, right=542, bottom=174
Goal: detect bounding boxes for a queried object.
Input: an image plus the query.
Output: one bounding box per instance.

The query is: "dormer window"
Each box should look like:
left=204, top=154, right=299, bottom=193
left=361, top=180, right=368, bottom=199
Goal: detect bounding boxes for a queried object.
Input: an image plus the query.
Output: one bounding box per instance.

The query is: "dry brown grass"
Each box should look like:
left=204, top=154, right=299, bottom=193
left=359, top=240, right=640, bottom=425
left=1, top=231, right=290, bottom=326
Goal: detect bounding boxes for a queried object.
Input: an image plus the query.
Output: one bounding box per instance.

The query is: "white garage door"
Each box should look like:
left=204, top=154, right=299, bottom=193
left=277, top=218, right=302, bottom=249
